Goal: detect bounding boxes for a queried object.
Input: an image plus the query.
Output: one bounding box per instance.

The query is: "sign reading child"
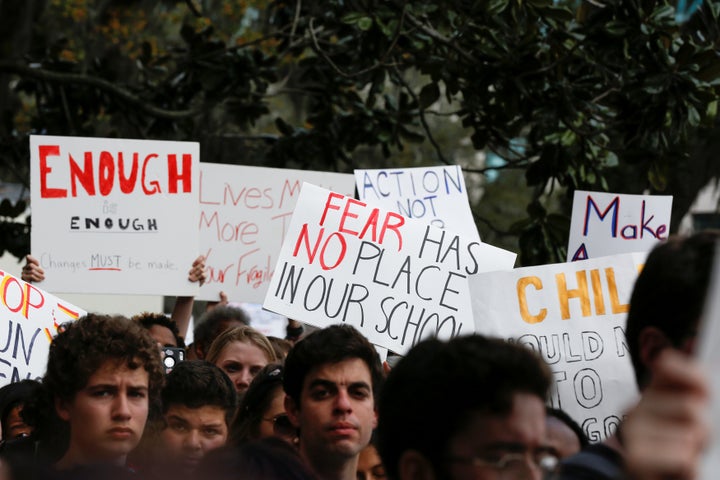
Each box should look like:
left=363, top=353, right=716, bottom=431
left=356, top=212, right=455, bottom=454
left=0, top=270, right=85, bottom=386
left=567, top=190, right=672, bottom=261
left=263, top=184, right=516, bottom=354
left=470, top=254, right=641, bottom=441
left=198, top=163, right=354, bottom=303
left=30, top=135, right=200, bottom=295
left=355, top=165, right=481, bottom=243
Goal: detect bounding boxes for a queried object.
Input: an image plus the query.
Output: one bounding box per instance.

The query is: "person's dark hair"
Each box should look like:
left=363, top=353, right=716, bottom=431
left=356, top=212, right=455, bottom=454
left=626, top=231, right=719, bottom=389
left=132, top=312, right=185, bottom=348
left=376, top=335, right=551, bottom=480
left=230, top=364, right=285, bottom=444
left=162, top=360, right=238, bottom=425
left=283, top=325, right=382, bottom=405
left=195, top=437, right=318, bottom=480
left=0, top=380, right=41, bottom=440
left=194, top=306, right=251, bottom=358
left=546, top=406, right=589, bottom=448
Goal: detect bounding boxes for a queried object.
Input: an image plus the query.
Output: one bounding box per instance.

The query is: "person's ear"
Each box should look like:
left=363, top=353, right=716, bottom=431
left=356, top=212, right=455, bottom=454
left=639, top=326, right=673, bottom=370
left=398, top=450, right=436, bottom=480
left=284, top=395, right=301, bottom=428
left=55, top=397, right=71, bottom=422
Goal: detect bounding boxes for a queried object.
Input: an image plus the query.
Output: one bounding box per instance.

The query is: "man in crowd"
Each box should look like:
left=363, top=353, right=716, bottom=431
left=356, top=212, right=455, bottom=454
left=143, top=360, right=237, bottom=476
left=189, top=306, right=250, bottom=360
left=283, top=324, right=382, bottom=480
left=377, top=334, right=556, bottom=480
left=35, top=313, right=165, bottom=473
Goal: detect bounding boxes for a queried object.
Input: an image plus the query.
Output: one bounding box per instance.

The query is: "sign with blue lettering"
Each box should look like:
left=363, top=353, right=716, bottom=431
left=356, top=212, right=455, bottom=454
left=355, top=165, right=481, bottom=243
left=567, top=191, right=672, bottom=262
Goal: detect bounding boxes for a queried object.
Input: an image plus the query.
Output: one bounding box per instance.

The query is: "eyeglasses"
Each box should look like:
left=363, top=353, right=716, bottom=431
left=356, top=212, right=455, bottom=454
left=447, top=449, right=560, bottom=480
left=263, top=413, right=296, bottom=438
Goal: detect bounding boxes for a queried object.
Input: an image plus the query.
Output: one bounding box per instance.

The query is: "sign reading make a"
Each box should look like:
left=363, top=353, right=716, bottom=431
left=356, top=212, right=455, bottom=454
left=567, top=190, right=672, bottom=262
left=30, top=135, right=200, bottom=295
left=263, top=183, right=516, bottom=354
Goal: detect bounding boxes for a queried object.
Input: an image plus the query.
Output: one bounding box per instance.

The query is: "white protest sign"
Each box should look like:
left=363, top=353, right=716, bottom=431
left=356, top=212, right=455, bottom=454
left=30, top=135, right=200, bottom=296
left=355, top=165, right=481, bottom=242
left=198, top=163, right=354, bottom=303
left=698, top=242, right=720, bottom=480
left=567, top=190, right=672, bottom=262
left=263, top=183, right=516, bottom=354
left=0, top=269, right=85, bottom=386
left=470, top=253, right=640, bottom=441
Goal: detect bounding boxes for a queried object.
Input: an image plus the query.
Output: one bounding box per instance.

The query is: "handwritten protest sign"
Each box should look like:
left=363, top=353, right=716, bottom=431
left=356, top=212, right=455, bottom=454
left=567, top=190, right=672, bottom=262
left=0, top=269, right=85, bottom=386
left=355, top=165, right=481, bottom=242
left=698, top=242, right=720, bottom=480
left=30, top=135, right=200, bottom=296
left=470, top=254, right=640, bottom=441
left=263, top=183, right=516, bottom=354
left=198, top=163, right=354, bottom=303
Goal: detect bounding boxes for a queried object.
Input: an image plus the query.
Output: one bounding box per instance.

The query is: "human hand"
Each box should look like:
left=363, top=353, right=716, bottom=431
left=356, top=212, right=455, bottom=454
left=188, top=255, right=206, bottom=286
left=21, top=254, right=45, bottom=283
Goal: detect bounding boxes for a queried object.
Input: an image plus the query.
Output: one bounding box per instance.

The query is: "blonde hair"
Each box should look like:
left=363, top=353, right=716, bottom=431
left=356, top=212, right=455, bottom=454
left=206, top=325, right=278, bottom=365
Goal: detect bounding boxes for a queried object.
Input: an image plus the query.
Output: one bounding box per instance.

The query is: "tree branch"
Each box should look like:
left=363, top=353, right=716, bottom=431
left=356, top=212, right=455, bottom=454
left=0, top=61, right=200, bottom=120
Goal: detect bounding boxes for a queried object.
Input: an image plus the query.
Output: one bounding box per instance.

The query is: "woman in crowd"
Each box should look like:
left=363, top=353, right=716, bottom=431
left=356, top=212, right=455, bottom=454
left=206, top=326, right=278, bottom=396
left=229, top=364, right=296, bottom=446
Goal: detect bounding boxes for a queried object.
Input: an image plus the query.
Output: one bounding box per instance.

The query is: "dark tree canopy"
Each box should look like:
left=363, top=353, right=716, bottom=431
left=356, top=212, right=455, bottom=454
left=1, top=0, right=719, bottom=264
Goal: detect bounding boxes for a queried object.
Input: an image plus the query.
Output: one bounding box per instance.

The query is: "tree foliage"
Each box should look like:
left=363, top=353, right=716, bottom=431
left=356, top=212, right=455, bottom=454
left=1, top=0, right=719, bottom=265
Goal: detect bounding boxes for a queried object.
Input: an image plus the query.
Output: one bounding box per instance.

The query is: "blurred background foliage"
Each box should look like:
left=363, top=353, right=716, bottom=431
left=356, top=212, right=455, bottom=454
left=1, top=0, right=719, bottom=265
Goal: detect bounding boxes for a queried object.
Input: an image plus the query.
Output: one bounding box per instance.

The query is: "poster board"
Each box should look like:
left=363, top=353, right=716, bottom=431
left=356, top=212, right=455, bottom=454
left=263, top=184, right=516, bottom=354
left=198, top=163, right=354, bottom=303
left=567, top=190, right=672, bottom=262
left=0, top=269, right=85, bottom=386
left=30, top=135, right=200, bottom=296
left=355, top=165, right=481, bottom=242
left=470, top=254, right=640, bottom=441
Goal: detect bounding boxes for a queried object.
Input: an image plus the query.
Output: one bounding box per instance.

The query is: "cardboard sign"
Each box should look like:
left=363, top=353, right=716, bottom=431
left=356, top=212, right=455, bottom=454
left=30, top=135, right=200, bottom=296
left=263, top=184, right=516, bottom=354
left=198, top=163, right=354, bottom=303
left=567, top=190, right=672, bottom=262
left=470, top=254, right=640, bottom=441
left=0, top=269, right=85, bottom=386
left=355, top=165, right=481, bottom=242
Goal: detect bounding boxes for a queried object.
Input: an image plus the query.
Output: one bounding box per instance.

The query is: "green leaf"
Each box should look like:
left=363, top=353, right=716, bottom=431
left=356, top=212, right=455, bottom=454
left=357, top=17, right=373, bottom=31
left=418, top=83, right=440, bottom=109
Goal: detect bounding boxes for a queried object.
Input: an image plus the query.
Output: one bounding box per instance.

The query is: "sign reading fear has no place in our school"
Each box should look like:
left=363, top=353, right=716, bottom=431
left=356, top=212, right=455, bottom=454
left=197, top=163, right=355, bottom=303
left=567, top=190, right=672, bottom=262
left=0, top=269, right=85, bottom=387
left=30, top=135, right=200, bottom=296
left=355, top=165, right=481, bottom=243
left=263, top=183, right=516, bottom=355
left=470, top=253, right=642, bottom=442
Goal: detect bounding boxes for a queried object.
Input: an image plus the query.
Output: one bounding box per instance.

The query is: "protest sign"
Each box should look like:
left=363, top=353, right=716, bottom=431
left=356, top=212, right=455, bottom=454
left=30, top=135, right=200, bottom=296
left=470, top=253, right=640, bottom=441
left=698, top=242, right=720, bottom=480
left=263, top=183, right=516, bottom=354
left=0, top=269, right=85, bottom=386
left=567, top=190, right=672, bottom=262
left=198, top=163, right=354, bottom=303
left=355, top=165, right=481, bottom=242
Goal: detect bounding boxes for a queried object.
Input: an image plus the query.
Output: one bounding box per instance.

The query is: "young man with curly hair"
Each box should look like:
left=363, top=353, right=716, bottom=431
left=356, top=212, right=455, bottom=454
left=37, top=313, right=165, bottom=473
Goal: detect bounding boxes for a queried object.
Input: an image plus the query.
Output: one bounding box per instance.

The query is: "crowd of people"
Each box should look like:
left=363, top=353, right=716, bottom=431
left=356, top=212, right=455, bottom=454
left=0, top=231, right=714, bottom=480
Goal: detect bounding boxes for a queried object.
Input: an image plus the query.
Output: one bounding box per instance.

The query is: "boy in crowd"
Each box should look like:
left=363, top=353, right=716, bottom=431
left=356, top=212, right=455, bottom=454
left=377, top=334, right=556, bottom=480
left=151, top=360, right=237, bottom=474
left=283, top=324, right=383, bottom=480
left=35, top=313, right=165, bottom=473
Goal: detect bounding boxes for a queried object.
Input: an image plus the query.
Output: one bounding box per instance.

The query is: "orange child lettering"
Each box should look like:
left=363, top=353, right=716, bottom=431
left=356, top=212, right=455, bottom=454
left=517, top=276, right=547, bottom=324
